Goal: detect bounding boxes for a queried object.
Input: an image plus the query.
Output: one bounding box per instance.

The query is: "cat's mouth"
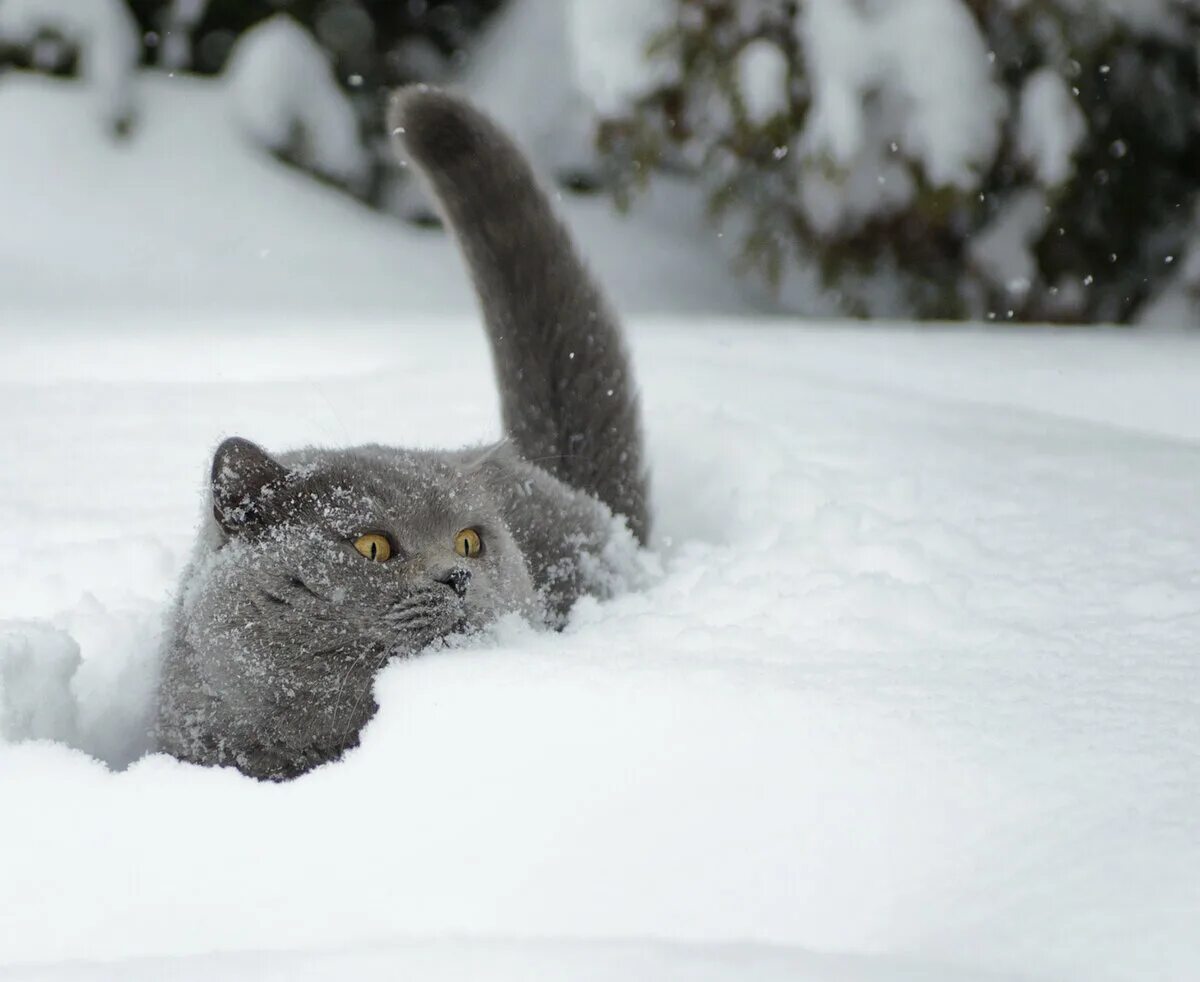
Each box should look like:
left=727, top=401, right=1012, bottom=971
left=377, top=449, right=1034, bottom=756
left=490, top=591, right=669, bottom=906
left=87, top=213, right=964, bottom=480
left=382, top=592, right=469, bottom=654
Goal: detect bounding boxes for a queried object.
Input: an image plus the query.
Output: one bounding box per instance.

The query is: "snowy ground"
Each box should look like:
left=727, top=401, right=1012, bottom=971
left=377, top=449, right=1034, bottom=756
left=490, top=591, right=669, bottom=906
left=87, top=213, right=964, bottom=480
left=0, top=72, right=750, bottom=318
left=2, top=73, right=1199, bottom=982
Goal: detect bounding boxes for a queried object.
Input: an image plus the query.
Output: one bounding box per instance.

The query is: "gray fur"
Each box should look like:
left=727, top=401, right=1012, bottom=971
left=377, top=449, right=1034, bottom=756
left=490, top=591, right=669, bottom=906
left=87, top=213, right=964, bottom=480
left=390, top=87, right=649, bottom=543
left=155, top=87, right=649, bottom=781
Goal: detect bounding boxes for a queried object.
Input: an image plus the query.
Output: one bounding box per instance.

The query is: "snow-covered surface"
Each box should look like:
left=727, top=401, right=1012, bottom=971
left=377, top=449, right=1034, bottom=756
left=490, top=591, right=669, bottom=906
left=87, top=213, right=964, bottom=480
left=2, top=60, right=1200, bottom=982
left=0, top=72, right=748, bottom=318
left=0, top=0, right=138, bottom=132
left=1, top=314, right=1198, bottom=982
left=223, top=15, right=370, bottom=190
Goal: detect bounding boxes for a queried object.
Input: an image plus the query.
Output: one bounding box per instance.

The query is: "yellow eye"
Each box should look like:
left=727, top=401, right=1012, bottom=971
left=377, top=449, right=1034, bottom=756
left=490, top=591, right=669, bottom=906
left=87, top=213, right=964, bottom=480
left=454, top=528, right=482, bottom=558
left=353, top=534, right=392, bottom=563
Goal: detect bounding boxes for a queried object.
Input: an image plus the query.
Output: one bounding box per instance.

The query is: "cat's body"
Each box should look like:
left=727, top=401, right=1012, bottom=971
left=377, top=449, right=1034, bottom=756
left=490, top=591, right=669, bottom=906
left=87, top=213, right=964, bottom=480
left=155, top=88, right=648, bottom=780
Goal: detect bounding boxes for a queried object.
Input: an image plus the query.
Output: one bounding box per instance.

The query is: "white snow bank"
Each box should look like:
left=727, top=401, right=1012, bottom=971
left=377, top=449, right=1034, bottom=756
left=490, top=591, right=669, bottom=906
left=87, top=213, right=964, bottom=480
left=0, top=72, right=748, bottom=318
left=0, top=0, right=138, bottom=133
left=223, top=15, right=370, bottom=190
left=0, top=937, right=1017, bottom=982
left=0, top=623, right=79, bottom=744
left=0, top=317, right=1198, bottom=982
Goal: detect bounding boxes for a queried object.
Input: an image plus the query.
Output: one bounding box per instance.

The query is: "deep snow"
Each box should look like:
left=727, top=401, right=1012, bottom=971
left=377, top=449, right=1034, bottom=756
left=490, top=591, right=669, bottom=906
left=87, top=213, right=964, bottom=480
left=1, top=69, right=1199, bottom=982
left=1, top=315, right=1198, bottom=982
left=0, top=72, right=751, bottom=319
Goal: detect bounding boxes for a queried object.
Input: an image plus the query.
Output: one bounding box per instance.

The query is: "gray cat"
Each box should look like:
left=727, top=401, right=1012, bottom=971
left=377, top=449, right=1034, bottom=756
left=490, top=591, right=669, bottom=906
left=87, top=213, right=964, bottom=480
left=155, top=87, right=649, bottom=780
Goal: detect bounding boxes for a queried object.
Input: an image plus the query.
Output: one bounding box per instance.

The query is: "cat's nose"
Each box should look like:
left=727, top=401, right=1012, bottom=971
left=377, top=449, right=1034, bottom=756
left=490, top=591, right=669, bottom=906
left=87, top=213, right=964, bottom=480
left=434, top=566, right=471, bottom=598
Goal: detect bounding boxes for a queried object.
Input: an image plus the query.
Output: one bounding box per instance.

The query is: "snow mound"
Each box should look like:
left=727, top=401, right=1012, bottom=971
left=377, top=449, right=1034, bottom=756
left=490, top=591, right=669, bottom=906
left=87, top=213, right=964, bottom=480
left=223, top=14, right=370, bottom=190
left=0, top=608, right=161, bottom=769
left=1017, top=68, right=1087, bottom=187
left=0, top=72, right=747, bottom=318
left=799, top=0, right=1005, bottom=191
left=0, top=0, right=138, bottom=134
left=0, top=623, right=80, bottom=745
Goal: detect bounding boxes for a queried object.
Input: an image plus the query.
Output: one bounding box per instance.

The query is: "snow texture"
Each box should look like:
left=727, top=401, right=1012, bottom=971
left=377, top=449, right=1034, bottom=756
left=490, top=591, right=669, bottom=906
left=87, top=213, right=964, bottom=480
left=568, top=0, right=674, bottom=117
left=799, top=0, right=1005, bottom=191
left=158, top=0, right=211, bottom=70
left=1017, top=68, right=1087, bottom=187
left=1, top=314, right=1198, bottom=982
left=0, top=0, right=138, bottom=133
left=450, top=0, right=672, bottom=176
left=968, top=189, right=1050, bottom=297
left=0, top=73, right=743, bottom=318
left=452, top=0, right=594, bottom=176
left=1, top=53, right=1200, bottom=982
left=736, top=38, right=789, bottom=123
left=223, top=14, right=370, bottom=190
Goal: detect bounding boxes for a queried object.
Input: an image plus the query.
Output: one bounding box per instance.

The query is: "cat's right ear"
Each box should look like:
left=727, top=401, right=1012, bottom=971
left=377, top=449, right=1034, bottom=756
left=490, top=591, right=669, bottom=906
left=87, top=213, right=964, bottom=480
left=210, top=437, right=288, bottom=535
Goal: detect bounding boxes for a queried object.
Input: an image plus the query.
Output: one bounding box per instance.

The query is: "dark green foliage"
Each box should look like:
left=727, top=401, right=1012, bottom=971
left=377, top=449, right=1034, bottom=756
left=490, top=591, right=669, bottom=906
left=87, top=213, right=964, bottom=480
left=599, top=0, right=1200, bottom=323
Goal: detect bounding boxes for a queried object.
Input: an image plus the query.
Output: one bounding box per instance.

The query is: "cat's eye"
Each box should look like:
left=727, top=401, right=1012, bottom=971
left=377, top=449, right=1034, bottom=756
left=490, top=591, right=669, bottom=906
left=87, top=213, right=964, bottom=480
left=454, top=528, right=482, bottom=558
left=353, top=533, right=392, bottom=563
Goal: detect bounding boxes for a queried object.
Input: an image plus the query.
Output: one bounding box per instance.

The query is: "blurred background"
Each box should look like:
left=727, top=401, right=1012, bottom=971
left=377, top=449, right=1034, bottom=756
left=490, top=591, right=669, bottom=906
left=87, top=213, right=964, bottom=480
left=2, top=0, right=1200, bottom=326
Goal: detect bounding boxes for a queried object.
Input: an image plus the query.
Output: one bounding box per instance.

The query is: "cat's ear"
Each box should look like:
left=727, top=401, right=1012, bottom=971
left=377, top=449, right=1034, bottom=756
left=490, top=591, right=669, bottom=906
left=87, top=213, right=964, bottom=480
left=211, top=437, right=288, bottom=534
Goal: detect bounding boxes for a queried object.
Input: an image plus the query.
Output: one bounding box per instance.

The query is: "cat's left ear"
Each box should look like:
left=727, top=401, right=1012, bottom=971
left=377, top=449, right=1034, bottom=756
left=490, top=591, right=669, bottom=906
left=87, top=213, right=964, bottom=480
left=211, top=437, right=289, bottom=534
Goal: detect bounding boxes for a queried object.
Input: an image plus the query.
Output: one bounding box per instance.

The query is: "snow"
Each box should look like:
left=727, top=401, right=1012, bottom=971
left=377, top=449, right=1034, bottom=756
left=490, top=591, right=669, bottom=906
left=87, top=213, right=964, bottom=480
left=736, top=38, right=789, bottom=123
left=799, top=0, right=1005, bottom=191
left=451, top=0, right=672, bottom=176
left=454, top=0, right=594, bottom=178
left=2, top=313, right=1199, bottom=982
left=0, top=0, right=138, bottom=133
left=157, top=0, right=212, bottom=70
left=2, top=64, right=1200, bottom=982
left=968, top=189, right=1049, bottom=298
left=0, top=72, right=747, bottom=318
left=1017, top=69, right=1087, bottom=187
left=568, top=0, right=674, bottom=117
left=0, top=624, right=79, bottom=744
left=223, top=15, right=371, bottom=190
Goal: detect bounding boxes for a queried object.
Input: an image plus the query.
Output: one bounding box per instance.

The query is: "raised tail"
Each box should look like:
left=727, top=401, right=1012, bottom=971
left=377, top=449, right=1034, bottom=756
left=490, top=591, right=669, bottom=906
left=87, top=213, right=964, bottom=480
left=388, top=87, right=649, bottom=544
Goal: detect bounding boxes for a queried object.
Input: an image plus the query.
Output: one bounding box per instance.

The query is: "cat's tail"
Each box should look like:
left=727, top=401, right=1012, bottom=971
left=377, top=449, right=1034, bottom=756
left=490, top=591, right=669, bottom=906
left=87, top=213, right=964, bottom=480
left=388, top=86, right=649, bottom=544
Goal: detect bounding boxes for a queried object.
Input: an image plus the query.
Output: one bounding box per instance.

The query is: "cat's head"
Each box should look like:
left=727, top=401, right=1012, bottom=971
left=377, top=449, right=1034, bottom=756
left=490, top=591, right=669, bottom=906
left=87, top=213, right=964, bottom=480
left=176, top=438, right=536, bottom=750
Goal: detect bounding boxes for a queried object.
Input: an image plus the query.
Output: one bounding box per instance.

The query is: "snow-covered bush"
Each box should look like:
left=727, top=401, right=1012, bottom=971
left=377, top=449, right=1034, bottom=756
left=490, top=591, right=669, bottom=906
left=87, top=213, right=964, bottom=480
left=598, top=0, right=1200, bottom=323
left=120, top=0, right=505, bottom=204
left=0, top=0, right=140, bottom=137
left=223, top=15, right=370, bottom=192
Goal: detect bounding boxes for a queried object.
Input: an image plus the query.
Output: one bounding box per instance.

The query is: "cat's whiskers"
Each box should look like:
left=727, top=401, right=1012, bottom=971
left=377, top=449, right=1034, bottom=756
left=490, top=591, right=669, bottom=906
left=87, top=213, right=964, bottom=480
left=325, top=643, right=377, bottom=741
left=336, top=648, right=396, bottom=748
